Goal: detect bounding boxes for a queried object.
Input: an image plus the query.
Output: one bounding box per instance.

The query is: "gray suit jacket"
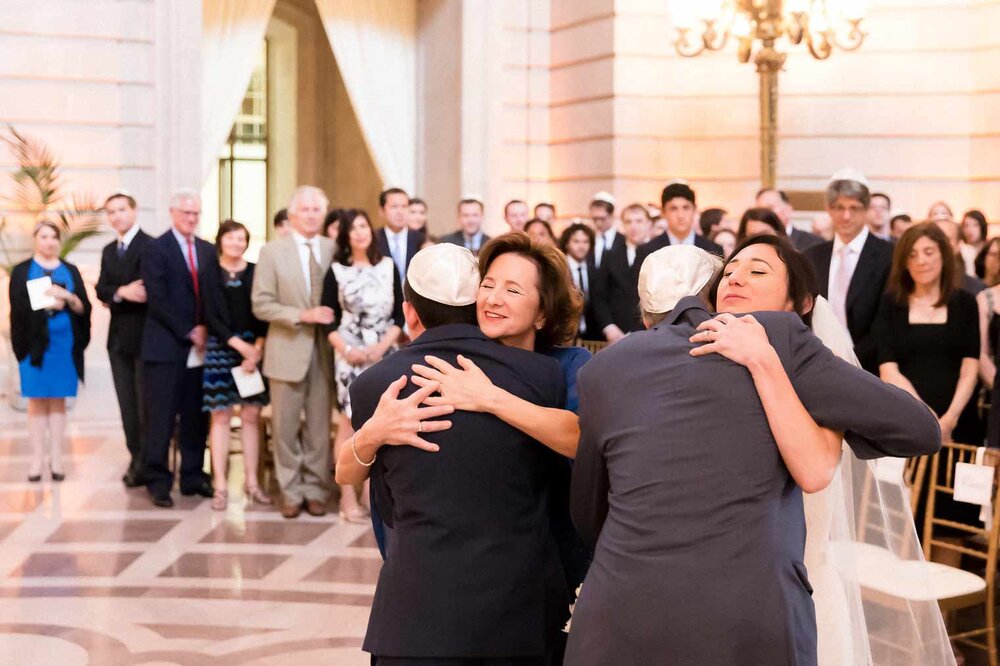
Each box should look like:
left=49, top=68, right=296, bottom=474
left=251, top=234, right=334, bottom=383
left=567, top=297, right=941, bottom=666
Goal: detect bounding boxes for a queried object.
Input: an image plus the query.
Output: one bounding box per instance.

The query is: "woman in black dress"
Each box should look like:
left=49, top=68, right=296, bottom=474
left=875, top=222, right=981, bottom=444
left=203, top=220, right=270, bottom=510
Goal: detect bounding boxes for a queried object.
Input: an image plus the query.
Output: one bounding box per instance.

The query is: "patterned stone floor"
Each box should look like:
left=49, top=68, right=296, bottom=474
left=0, top=407, right=377, bottom=665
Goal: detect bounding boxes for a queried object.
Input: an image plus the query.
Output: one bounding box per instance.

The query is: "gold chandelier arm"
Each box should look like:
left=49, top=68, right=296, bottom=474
left=832, top=20, right=866, bottom=51
left=674, top=27, right=707, bottom=57
left=806, top=31, right=833, bottom=60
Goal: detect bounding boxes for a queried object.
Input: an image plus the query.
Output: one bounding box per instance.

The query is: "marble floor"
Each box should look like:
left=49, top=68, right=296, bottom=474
left=0, top=390, right=377, bottom=664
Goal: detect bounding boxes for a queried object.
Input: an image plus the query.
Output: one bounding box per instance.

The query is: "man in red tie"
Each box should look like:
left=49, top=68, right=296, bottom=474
left=139, top=189, right=219, bottom=507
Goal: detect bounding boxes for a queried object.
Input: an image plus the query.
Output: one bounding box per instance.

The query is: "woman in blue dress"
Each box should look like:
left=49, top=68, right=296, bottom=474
left=9, top=220, right=92, bottom=482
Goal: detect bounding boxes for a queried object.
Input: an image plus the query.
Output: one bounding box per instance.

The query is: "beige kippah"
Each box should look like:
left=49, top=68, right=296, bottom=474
left=406, top=244, right=480, bottom=306
left=592, top=191, right=616, bottom=208
left=829, top=168, right=869, bottom=187
left=638, top=245, right=721, bottom=314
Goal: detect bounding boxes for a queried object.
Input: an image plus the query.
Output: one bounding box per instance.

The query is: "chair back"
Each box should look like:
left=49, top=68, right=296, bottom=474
left=922, top=442, right=1000, bottom=587
left=905, top=455, right=929, bottom=515
left=575, top=339, right=609, bottom=355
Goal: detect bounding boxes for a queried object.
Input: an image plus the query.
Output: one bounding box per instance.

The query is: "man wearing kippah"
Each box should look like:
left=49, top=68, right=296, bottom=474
left=347, top=244, right=569, bottom=664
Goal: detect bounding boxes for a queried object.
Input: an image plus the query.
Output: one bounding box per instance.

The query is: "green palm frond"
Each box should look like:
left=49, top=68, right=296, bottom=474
left=1, top=125, right=105, bottom=263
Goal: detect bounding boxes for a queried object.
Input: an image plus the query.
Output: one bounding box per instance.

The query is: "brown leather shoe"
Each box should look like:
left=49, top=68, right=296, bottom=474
left=304, top=499, right=327, bottom=517
left=280, top=500, right=302, bottom=519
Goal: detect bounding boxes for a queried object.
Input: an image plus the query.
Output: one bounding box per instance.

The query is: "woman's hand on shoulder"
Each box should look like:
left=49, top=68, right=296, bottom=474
left=362, top=375, right=455, bottom=453
left=411, top=354, right=498, bottom=412
left=689, top=312, right=777, bottom=369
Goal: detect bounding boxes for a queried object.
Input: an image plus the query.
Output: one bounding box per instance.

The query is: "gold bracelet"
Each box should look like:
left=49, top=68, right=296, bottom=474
left=351, top=433, right=376, bottom=467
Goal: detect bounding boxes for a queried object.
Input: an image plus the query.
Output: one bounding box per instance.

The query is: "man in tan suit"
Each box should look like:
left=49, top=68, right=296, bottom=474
left=252, top=186, right=336, bottom=519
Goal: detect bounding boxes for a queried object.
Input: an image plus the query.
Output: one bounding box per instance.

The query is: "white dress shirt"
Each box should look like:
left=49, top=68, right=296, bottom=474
left=291, top=231, right=321, bottom=297
left=828, top=225, right=869, bottom=323
left=567, top=256, right=589, bottom=334
left=667, top=229, right=697, bottom=246
left=384, top=226, right=409, bottom=276
left=626, top=242, right=638, bottom=267
left=595, top=229, right=617, bottom=268
left=118, top=222, right=141, bottom=250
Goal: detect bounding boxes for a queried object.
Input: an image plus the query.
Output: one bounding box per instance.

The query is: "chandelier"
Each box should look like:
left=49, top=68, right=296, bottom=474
left=668, top=0, right=868, bottom=187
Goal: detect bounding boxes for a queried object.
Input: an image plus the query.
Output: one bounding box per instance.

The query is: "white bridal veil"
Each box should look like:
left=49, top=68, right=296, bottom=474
left=810, top=295, right=955, bottom=666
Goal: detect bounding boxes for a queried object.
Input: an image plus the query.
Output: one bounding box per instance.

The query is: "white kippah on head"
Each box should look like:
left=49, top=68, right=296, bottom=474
left=591, top=191, right=616, bottom=208
left=406, top=244, right=480, bottom=306
left=638, top=245, right=721, bottom=314
left=829, top=168, right=869, bottom=187
left=460, top=193, right=485, bottom=205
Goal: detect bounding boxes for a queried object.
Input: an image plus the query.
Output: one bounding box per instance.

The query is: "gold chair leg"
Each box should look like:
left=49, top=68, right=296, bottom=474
left=988, top=601, right=999, bottom=666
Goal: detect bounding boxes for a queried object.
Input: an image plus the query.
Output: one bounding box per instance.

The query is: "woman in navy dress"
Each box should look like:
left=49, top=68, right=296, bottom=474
left=203, top=220, right=270, bottom=511
left=9, top=221, right=92, bottom=482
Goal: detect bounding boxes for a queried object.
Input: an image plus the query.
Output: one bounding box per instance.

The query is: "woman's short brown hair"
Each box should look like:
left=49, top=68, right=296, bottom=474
left=889, top=222, right=955, bottom=307
left=478, top=232, right=582, bottom=349
left=215, top=219, right=250, bottom=253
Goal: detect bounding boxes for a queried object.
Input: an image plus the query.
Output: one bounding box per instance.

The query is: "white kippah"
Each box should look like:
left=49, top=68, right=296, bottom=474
left=829, top=168, right=869, bottom=187
left=460, top=193, right=485, bottom=205
left=638, top=245, right=721, bottom=314
left=406, top=244, right=480, bottom=306
left=592, top=191, right=616, bottom=208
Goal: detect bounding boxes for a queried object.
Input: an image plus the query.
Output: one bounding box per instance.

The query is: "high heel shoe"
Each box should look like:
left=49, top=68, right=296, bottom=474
left=244, top=485, right=273, bottom=505
left=210, top=488, right=228, bottom=511
left=50, top=467, right=65, bottom=482
left=27, top=473, right=41, bottom=483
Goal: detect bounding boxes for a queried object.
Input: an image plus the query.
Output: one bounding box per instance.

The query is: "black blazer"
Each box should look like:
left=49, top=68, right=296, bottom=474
left=350, top=324, right=568, bottom=658
left=593, top=241, right=643, bottom=334
left=437, top=230, right=492, bottom=255
left=374, top=227, right=424, bottom=276
left=805, top=233, right=893, bottom=373
left=9, top=259, right=92, bottom=382
left=788, top=227, right=824, bottom=253
left=568, top=260, right=602, bottom=340
left=635, top=231, right=724, bottom=269
left=204, top=262, right=268, bottom=343
left=140, top=230, right=220, bottom=364
left=588, top=230, right=625, bottom=269
left=96, top=229, right=151, bottom=356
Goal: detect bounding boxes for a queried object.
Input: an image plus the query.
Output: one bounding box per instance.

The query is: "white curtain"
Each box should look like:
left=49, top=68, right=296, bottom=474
left=314, top=0, right=417, bottom=192
left=201, top=0, right=277, bottom=184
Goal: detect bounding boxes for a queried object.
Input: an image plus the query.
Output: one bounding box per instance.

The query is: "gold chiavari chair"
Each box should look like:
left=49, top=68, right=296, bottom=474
left=920, top=442, right=1000, bottom=666
left=574, top=339, right=609, bottom=355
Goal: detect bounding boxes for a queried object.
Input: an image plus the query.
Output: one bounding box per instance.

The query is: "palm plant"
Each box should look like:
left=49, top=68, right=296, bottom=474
left=0, top=125, right=102, bottom=267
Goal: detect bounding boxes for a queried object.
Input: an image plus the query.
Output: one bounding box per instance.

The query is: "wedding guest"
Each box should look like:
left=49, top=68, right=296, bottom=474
left=440, top=196, right=490, bottom=254
left=9, top=220, right=91, bottom=482
left=524, top=217, right=557, bottom=246
left=804, top=174, right=893, bottom=374
left=323, top=210, right=403, bottom=522
left=876, top=222, right=981, bottom=444
left=408, top=197, right=428, bottom=234
left=935, top=218, right=987, bottom=295
left=711, top=228, right=738, bottom=260
left=504, top=199, right=530, bottom=232
left=736, top=207, right=786, bottom=241
left=203, top=220, right=271, bottom=511
left=928, top=201, right=953, bottom=221
left=960, top=209, right=988, bottom=277
left=976, top=237, right=1000, bottom=287
left=636, top=182, right=724, bottom=269
left=589, top=192, right=620, bottom=269
left=867, top=192, right=893, bottom=241
left=756, top=187, right=823, bottom=251
left=534, top=201, right=555, bottom=222
left=698, top=208, right=727, bottom=238
left=560, top=222, right=601, bottom=340
left=890, top=213, right=913, bottom=240
left=594, top=203, right=652, bottom=341
left=96, top=191, right=151, bottom=487
left=652, top=214, right=668, bottom=238
left=273, top=208, right=289, bottom=237
left=375, top=187, right=423, bottom=279
left=141, top=190, right=216, bottom=507
left=324, top=207, right=353, bottom=241
left=252, top=185, right=336, bottom=519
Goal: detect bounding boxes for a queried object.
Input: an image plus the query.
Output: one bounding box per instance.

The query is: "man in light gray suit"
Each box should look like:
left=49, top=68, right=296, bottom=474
left=252, top=186, right=336, bottom=519
left=568, top=284, right=941, bottom=663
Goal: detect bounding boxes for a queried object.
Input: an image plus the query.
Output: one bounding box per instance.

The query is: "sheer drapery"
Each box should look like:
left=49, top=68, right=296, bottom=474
left=314, top=0, right=417, bottom=192
left=201, top=0, right=276, bottom=184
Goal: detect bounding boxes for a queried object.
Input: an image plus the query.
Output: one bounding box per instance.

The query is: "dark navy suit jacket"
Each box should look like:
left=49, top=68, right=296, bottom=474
left=140, top=230, right=219, bottom=364
left=350, top=324, right=568, bottom=658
